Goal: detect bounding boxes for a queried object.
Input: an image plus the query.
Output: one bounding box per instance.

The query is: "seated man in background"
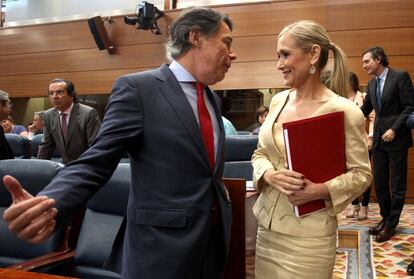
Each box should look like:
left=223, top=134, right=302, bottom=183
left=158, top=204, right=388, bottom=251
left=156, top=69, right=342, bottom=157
left=0, top=91, right=14, bottom=159
left=27, top=111, right=44, bottom=140
left=1, top=116, right=29, bottom=138
left=38, top=78, right=101, bottom=164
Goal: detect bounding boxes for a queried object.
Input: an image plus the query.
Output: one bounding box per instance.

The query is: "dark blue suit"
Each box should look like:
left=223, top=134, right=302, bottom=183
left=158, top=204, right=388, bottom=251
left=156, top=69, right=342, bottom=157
left=361, top=68, right=414, bottom=229
left=38, top=64, right=231, bottom=279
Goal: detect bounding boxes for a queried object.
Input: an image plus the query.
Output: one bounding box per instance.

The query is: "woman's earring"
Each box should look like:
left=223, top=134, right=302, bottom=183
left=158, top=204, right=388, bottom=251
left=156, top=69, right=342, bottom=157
left=309, top=64, right=316, bottom=74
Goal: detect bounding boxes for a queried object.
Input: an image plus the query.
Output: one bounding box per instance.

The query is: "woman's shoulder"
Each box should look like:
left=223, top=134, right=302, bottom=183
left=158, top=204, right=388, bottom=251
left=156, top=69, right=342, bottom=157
left=270, top=89, right=291, bottom=104
left=329, top=94, right=364, bottom=120
left=330, top=94, right=357, bottom=109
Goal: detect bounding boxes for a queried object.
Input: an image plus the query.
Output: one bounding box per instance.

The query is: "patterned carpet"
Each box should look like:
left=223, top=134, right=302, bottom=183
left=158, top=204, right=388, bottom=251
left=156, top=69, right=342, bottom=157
left=336, top=203, right=414, bottom=279
left=246, top=203, right=414, bottom=279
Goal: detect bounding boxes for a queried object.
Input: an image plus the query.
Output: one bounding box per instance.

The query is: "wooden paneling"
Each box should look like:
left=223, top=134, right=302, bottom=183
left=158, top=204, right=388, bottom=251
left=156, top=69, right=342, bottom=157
left=348, top=56, right=414, bottom=84
left=0, top=16, right=172, bottom=56
left=330, top=28, right=414, bottom=58
left=2, top=26, right=413, bottom=76
left=0, top=44, right=168, bottom=75
left=325, top=0, right=414, bottom=31
left=0, top=68, right=150, bottom=97
left=1, top=55, right=413, bottom=95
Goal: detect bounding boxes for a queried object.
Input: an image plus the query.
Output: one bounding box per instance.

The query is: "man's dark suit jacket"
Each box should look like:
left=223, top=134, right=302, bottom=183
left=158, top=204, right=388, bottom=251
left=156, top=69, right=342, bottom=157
left=0, top=126, right=14, bottom=160
left=361, top=68, right=414, bottom=150
left=38, top=64, right=231, bottom=279
left=37, top=102, right=101, bottom=164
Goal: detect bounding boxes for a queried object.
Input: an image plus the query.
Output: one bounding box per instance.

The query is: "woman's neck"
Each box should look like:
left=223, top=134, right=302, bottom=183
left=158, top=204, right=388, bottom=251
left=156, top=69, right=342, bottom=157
left=294, top=81, right=333, bottom=103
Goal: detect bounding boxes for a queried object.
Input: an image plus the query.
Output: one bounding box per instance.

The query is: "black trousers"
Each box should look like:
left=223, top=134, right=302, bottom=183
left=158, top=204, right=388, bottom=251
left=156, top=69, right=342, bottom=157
left=200, top=224, right=224, bottom=279
left=372, top=147, right=408, bottom=229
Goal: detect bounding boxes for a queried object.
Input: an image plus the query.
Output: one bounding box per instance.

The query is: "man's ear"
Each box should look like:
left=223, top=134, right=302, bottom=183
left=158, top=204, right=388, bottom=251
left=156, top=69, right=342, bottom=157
left=188, top=29, right=202, bottom=47
left=374, top=57, right=382, bottom=65
left=310, top=44, right=321, bottom=65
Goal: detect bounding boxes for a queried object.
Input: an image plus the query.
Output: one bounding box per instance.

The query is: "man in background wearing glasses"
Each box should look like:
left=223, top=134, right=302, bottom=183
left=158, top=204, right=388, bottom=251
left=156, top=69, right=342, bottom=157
left=38, top=78, right=101, bottom=164
left=0, top=90, right=14, bottom=160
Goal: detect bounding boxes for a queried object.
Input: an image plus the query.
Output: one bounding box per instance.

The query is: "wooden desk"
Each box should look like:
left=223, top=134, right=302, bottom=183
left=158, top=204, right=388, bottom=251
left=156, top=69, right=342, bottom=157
left=223, top=178, right=246, bottom=279
left=0, top=268, right=77, bottom=279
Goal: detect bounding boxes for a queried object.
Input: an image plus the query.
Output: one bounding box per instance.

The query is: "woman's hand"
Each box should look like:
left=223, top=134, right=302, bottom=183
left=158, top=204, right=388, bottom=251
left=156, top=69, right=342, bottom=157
left=263, top=169, right=305, bottom=196
left=287, top=178, right=330, bottom=206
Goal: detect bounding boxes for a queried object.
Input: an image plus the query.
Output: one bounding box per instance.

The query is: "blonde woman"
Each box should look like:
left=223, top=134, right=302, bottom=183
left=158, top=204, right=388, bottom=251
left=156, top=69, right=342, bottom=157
left=252, top=20, right=372, bottom=278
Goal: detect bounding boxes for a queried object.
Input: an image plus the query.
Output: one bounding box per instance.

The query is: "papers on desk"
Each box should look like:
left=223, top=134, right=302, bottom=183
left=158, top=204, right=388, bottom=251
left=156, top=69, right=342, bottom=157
left=282, top=111, right=345, bottom=217
left=246, top=180, right=254, bottom=191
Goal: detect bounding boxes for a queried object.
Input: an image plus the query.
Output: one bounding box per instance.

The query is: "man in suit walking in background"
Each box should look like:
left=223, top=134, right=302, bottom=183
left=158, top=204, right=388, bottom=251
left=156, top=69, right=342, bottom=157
left=3, top=8, right=237, bottom=279
left=0, top=90, right=14, bottom=159
left=360, top=46, right=414, bottom=242
left=37, top=78, right=101, bottom=164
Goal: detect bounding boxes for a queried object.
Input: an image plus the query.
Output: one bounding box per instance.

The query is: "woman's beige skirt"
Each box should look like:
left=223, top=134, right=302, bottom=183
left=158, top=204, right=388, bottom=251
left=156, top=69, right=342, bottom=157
left=255, top=225, right=337, bottom=279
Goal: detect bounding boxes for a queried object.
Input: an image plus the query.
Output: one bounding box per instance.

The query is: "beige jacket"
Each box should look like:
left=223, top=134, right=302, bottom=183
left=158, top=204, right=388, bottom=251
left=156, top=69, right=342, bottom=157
left=252, top=90, right=372, bottom=237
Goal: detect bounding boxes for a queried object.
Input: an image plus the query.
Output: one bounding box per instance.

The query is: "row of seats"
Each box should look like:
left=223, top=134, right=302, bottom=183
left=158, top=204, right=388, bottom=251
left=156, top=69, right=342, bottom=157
left=224, top=135, right=258, bottom=181
left=0, top=159, right=127, bottom=278
left=6, top=134, right=259, bottom=172
left=5, top=134, right=60, bottom=160
left=0, top=158, right=249, bottom=278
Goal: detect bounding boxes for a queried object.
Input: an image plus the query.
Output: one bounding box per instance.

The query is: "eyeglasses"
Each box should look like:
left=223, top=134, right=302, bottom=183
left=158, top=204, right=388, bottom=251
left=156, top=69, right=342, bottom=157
left=48, top=90, right=66, bottom=97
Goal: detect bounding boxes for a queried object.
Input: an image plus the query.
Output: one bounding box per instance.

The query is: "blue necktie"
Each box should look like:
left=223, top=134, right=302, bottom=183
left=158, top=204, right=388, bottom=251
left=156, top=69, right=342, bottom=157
left=376, top=78, right=382, bottom=109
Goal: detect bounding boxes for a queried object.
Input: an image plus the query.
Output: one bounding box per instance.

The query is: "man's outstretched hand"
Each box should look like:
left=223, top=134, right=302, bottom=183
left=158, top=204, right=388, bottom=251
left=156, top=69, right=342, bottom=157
left=2, top=175, right=58, bottom=244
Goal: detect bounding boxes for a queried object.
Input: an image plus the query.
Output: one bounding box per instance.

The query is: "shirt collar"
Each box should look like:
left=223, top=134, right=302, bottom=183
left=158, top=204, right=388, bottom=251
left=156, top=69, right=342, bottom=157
left=59, top=102, right=74, bottom=115
left=377, top=67, right=389, bottom=81
left=169, top=60, right=196, bottom=83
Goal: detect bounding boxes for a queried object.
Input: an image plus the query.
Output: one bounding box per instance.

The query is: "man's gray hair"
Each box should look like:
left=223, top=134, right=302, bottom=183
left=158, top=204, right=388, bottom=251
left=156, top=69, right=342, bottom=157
left=166, top=8, right=233, bottom=60
left=0, top=90, right=10, bottom=104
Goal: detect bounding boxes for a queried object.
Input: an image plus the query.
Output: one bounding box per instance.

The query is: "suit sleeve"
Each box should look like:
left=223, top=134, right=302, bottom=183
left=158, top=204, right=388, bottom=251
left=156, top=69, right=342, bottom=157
left=251, top=97, right=279, bottom=193
left=325, top=106, right=373, bottom=215
left=360, top=82, right=374, bottom=117
left=39, top=74, right=144, bottom=221
left=85, top=108, right=101, bottom=146
left=392, top=71, right=414, bottom=134
left=37, top=113, right=56, bottom=160
left=252, top=138, right=276, bottom=193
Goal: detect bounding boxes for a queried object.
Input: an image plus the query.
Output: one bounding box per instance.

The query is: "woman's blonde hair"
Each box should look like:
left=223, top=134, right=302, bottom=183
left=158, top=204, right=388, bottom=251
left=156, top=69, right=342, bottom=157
left=279, top=20, right=349, bottom=97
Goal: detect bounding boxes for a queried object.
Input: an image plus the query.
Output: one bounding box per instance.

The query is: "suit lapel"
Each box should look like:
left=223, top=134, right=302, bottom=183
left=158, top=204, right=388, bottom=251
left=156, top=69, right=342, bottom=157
left=205, top=87, right=225, bottom=172
left=381, top=69, right=394, bottom=102
left=156, top=65, right=211, bottom=170
left=262, top=90, right=289, bottom=161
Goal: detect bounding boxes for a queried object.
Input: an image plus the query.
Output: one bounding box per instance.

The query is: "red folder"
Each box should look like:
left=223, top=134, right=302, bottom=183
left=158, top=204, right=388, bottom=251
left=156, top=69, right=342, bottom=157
left=282, top=111, right=345, bottom=217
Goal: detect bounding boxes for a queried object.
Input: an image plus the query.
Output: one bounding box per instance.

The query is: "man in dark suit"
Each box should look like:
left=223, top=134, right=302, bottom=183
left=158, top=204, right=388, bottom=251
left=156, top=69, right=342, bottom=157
left=360, top=46, right=414, bottom=242
left=0, top=90, right=14, bottom=159
left=2, top=8, right=237, bottom=279
left=37, top=78, right=101, bottom=164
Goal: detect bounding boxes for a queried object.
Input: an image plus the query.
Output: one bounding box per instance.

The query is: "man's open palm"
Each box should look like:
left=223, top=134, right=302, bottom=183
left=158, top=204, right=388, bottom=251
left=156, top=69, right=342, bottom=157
left=3, top=175, right=58, bottom=243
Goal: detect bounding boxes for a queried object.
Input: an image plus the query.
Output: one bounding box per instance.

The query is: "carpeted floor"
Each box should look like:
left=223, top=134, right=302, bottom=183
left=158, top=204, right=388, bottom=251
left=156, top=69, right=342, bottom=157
left=246, top=203, right=414, bottom=279
left=337, top=203, right=414, bottom=279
